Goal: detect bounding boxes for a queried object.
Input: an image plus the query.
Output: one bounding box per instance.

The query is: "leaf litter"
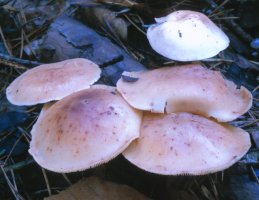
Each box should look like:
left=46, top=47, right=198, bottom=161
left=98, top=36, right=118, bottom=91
left=0, top=0, right=258, bottom=199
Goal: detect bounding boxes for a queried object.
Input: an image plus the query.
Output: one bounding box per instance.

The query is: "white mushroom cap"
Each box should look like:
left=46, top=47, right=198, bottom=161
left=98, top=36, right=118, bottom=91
left=147, top=10, right=229, bottom=61
left=29, top=85, right=142, bottom=173
left=6, top=58, right=101, bottom=106
left=116, top=64, right=252, bottom=122
left=123, top=112, right=251, bottom=175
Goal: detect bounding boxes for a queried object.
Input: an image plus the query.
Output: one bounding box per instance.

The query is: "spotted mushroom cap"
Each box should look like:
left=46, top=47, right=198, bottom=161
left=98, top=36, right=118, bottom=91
left=116, top=64, right=252, bottom=122
left=29, top=85, right=142, bottom=173
left=147, top=10, right=229, bottom=61
left=123, top=112, right=251, bottom=175
left=6, top=58, right=101, bottom=106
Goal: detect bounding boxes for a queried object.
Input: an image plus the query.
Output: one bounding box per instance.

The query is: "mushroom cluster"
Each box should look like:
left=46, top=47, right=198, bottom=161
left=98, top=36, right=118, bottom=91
left=6, top=58, right=143, bottom=172
left=117, top=10, right=252, bottom=175
left=117, top=64, right=252, bottom=175
left=5, top=10, right=253, bottom=176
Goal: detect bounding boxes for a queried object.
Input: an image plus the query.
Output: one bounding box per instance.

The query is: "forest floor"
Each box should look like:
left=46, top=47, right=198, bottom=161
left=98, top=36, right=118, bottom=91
left=0, top=0, right=258, bottom=199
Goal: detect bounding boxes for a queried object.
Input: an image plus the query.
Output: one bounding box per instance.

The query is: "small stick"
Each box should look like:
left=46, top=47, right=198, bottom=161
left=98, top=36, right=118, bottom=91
left=19, top=30, right=24, bottom=58
left=226, top=19, right=253, bottom=42
left=0, top=59, right=27, bottom=70
left=0, top=53, right=42, bottom=66
left=62, top=173, right=72, bottom=186
left=1, top=159, right=34, bottom=174
left=249, top=166, right=259, bottom=184
left=204, top=0, right=253, bottom=42
left=3, top=134, right=23, bottom=165
left=0, top=166, right=25, bottom=200
left=21, top=29, right=37, bottom=57
left=0, top=26, right=13, bottom=56
left=209, top=175, right=219, bottom=200
left=10, top=168, right=18, bottom=192
left=221, top=171, right=224, bottom=182
left=239, top=119, right=259, bottom=128
left=210, top=0, right=230, bottom=15
left=124, top=14, right=146, bottom=35
left=17, top=126, right=31, bottom=141
left=252, top=85, right=259, bottom=93
left=41, top=168, right=52, bottom=196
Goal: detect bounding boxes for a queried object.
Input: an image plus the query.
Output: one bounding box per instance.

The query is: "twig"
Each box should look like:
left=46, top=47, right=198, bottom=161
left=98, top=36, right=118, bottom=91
left=0, top=58, right=28, bottom=70
left=221, top=171, right=224, bottom=182
left=209, top=8, right=235, bottom=19
left=209, top=175, right=219, bottom=200
left=12, top=1, right=67, bottom=50
left=123, top=14, right=146, bottom=36
left=239, top=119, right=259, bottom=128
left=0, top=53, right=42, bottom=66
left=3, top=134, right=23, bottom=165
left=1, top=159, right=34, bottom=173
left=42, top=168, right=52, bottom=196
left=12, top=26, right=47, bottom=49
left=214, top=16, right=239, bottom=20
left=252, top=85, right=259, bottom=93
left=19, top=30, right=24, bottom=58
left=248, top=111, right=259, bottom=127
left=226, top=19, right=253, bottom=42
left=188, top=189, right=200, bottom=200
left=97, top=0, right=136, bottom=7
left=17, top=0, right=27, bottom=26
left=250, top=60, right=259, bottom=66
left=21, top=29, right=37, bottom=57
left=172, top=0, right=192, bottom=10
left=62, top=173, right=72, bottom=186
left=202, top=58, right=233, bottom=63
left=0, top=26, right=13, bottom=55
left=249, top=166, right=259, bottom=184
left=0, top=166, right=25, bottom=200
left=210, top=0, right=230, bottom=15
left=204, top=0, right=217, bottom=8
left=17, top=126, right=31, bottom=142
left=10, top=168, right=18, bottom=193
left=204, top=0, right=253, bottom=42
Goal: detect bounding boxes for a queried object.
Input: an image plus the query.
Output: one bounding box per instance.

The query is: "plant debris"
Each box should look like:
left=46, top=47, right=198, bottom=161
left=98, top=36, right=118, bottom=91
left=0, top=0, right=258, bottom=200
left=45, top=176, right=150, bottom=200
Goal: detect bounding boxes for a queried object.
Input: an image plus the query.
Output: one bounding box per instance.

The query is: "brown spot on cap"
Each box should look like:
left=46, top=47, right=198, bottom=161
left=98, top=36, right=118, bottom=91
left=123, top=112, right=251, bottom=175
left=117, top=64, right=252, bottom=122
left=6, top=58, right=101, bottom=106
left=29, top=85, right=142, bottom=173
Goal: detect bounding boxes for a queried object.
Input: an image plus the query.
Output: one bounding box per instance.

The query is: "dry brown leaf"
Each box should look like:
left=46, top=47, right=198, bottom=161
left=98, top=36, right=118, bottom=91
left=83, top=7, right=129, bottom=40
left=44, top=176, right=150, bottom=200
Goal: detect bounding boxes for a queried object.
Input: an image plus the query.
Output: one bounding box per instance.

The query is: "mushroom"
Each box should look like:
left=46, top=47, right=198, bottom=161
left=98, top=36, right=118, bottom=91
left=30, top=103, right=55, bottom=136
left=123, top=112, right=251, bottom=175
left=116, top=64, right=252, bottom=122
left=29, top=85, right=142, bottom=173
left=147, top=10, right=229, bottom=61
left=6, top=58, right=101, bottom=106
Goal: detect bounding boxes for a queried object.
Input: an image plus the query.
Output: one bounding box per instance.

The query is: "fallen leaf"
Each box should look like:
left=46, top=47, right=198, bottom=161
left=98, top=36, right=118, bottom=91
left=83, top=7, right=129, bottom=41
left=45, top=176, right=150, bottom=200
